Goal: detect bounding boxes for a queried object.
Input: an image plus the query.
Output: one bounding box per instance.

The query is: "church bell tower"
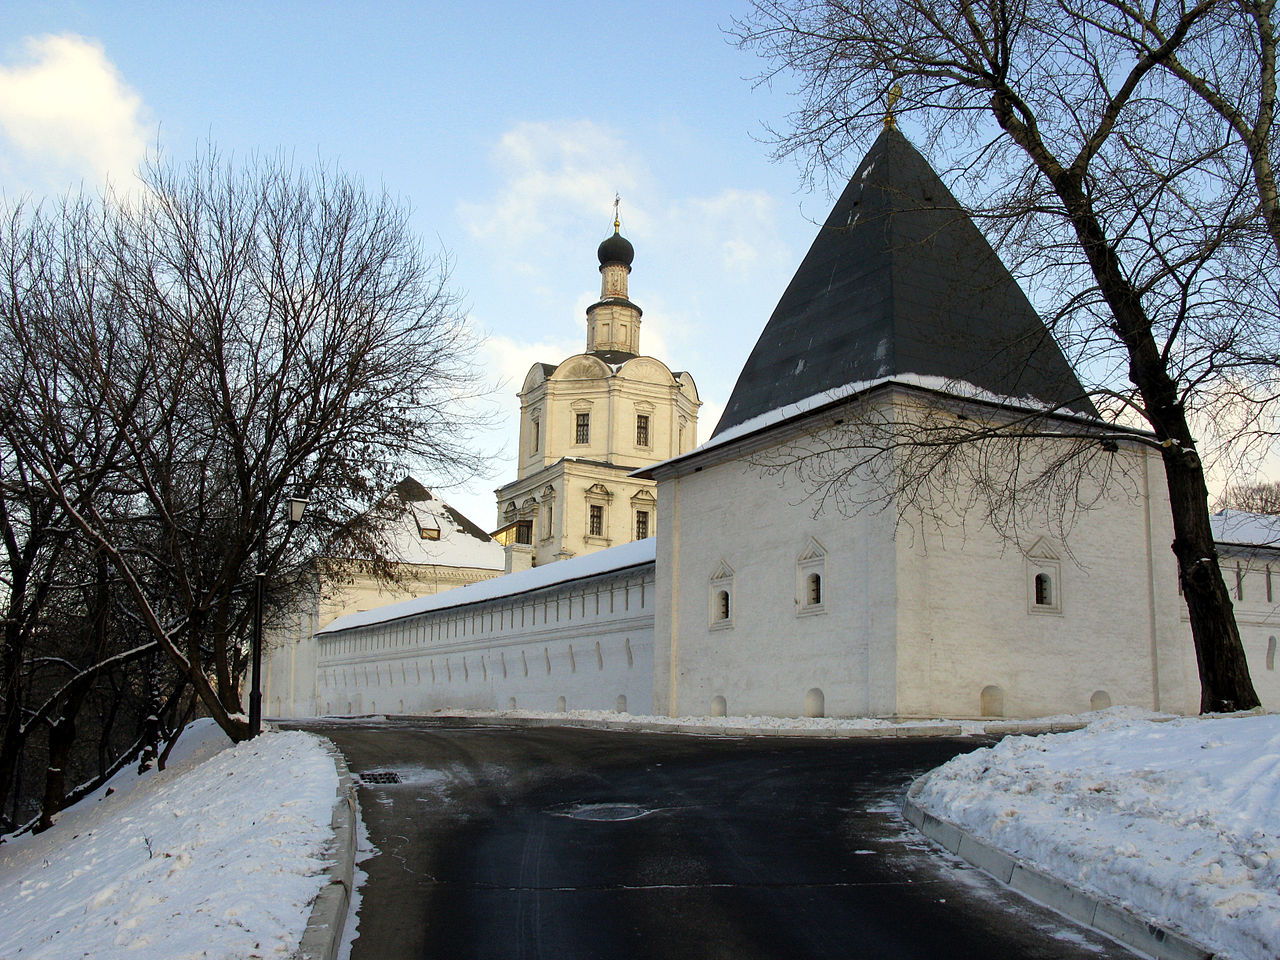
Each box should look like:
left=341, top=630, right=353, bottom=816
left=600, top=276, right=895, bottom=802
left=585, top=212, right=643, bottom=362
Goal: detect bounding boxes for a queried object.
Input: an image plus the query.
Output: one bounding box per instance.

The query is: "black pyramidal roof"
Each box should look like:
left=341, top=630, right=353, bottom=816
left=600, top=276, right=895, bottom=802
left=713, top=128, right=1096, bottom=437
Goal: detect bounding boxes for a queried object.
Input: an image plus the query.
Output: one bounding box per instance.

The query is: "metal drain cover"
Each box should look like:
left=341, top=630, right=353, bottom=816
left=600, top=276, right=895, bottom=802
left=359, top=770, right=402, bottom=785
left=561, top=802, right=650, bottom=821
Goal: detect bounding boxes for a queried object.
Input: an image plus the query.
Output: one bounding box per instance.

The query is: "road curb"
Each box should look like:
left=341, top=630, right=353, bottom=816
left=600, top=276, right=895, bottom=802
left=901, top=773, right=1214, bottom=960
left=294, top=738, right=358, bottom=960
left=408, top=713, right=1096, bottom=739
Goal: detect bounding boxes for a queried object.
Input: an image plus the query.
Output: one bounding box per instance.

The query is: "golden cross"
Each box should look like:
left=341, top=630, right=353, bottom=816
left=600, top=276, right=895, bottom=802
left=613, top=193, right=621, bottom=232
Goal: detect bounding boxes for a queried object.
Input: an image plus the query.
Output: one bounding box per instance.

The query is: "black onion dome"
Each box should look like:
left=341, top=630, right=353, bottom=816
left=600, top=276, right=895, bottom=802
left=597, top=230, right=634, bottom=266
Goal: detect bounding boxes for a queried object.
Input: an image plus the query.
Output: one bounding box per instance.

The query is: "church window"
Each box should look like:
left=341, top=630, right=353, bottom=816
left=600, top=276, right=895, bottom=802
left=589, top=504, right=604, bottom=537
left=636, top=413, right=650, bottom=447
left=515, top=519, right=532, bottom=544
left=635, top=509, right=650, bottom=540
left=419, top=525, right=440, bottom=540
left=544, top=502, right=554, bottom=539
left=531, top=418, right=540, bottom=453
left=575, top=412, right=590, bottom=444
left=1034, top=573, right=1053, bottom=607
left=807, top=573, right=822, bottom=605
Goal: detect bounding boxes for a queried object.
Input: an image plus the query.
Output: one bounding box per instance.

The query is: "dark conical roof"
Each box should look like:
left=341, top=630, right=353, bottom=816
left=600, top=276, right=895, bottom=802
left=598, top=230, right=634, bottom=266
left=714, top=128, right=1096, bottom=437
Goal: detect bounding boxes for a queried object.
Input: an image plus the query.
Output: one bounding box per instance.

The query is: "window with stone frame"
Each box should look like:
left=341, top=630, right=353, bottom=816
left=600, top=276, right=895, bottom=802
left=636, top=413, right=650, bottom=447
left=575, top=412, right=590, bottom=444
left=1026, top=538, right=1063, bottom=615
left=589, top=504, right=604, bottom=537
left=635, top=509, right=650, bottom=540
left=709, top=559, right=734, bottom=630
left=796, top=538, right=827, bottom=616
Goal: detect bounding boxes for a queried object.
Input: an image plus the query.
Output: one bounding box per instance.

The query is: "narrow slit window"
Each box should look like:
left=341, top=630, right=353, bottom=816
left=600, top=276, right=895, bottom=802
left=716, top=589, right=730, bottom=621
left=1034, top=573, right=1053, bottom=607
left=806, top=572, right=822, bottom=606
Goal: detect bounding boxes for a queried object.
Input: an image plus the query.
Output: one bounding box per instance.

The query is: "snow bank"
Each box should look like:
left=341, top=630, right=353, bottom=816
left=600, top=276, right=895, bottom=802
left=0, top=722, right=338, bottom=960
left=914, top=712, right=1280, bottom=960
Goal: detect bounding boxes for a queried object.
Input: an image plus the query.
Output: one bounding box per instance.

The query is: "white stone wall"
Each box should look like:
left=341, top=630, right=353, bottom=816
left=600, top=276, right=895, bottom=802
left=654, top=455, right=900, bottom=719
left=892, top=445, right=1197, bottom=718
left=654, top=394, right=1212, bottom=719
left=313, top=564, right=655, bottom=716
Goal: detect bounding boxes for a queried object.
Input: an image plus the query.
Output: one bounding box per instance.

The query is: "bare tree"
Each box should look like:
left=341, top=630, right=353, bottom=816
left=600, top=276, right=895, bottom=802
left=1219, top=479, right=1280, bottom=512
left=734, top=0, right=1278, bottom=711
left=0, top=152, right=485, bottom=743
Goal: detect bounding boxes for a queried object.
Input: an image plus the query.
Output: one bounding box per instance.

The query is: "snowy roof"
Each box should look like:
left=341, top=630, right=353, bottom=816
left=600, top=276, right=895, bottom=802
left=714, top=126, right=1096, bottom=438
left=1211, top=509, right=1280, bottom=549
left=373, top=479, right=504, bottom=570
left=318, top=537, right=656, bottom=635
left=635, top=372, right=1116, bottom=480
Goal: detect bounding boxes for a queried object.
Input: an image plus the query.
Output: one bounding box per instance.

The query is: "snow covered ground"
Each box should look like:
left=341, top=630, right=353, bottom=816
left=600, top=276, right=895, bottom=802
left=913, top=710, right=1280, bottom=960
left=0, top=720, right=338, bottom=960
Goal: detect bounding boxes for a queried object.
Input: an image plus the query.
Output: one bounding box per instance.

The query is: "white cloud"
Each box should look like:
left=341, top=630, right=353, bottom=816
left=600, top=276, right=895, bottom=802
left=0, top=34, right=151, bottom=192
left=459, top=120, right=646, bottom=249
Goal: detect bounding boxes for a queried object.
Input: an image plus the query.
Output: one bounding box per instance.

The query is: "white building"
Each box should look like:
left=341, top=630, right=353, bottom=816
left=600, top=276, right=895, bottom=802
left=492, top=221, right=700, bottom=570
left=271, top=129, right=1280, bottom=720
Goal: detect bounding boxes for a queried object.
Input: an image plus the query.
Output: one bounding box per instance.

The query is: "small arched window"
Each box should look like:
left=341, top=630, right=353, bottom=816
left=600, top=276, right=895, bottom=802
left=716, top=589, right=731, bottom=621
left=806, top=572, right=822, bottom=606
left=1034, top=573, right=1053, bottom=607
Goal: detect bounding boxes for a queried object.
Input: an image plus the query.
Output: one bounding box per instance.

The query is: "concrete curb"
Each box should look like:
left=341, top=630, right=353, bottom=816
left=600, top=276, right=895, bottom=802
left=901, top=773, right=1214, bottom=960
left=294, top=738, right=358, bottom=960
left=404, top=713, right=1094, bottom=739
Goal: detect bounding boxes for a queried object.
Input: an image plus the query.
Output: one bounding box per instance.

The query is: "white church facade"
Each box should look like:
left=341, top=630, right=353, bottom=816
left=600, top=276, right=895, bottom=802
left=270, top=128, right=1280, bottom=721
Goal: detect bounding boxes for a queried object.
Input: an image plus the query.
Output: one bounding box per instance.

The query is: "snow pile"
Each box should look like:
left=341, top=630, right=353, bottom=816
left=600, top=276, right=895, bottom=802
left=0, top=722, right=338, bottom=960
left=914, top=712, right=1280, bottom=960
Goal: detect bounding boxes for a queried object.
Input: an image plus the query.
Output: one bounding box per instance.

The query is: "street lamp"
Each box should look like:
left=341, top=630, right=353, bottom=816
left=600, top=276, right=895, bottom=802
left=249, top=495, right=310, bottom=738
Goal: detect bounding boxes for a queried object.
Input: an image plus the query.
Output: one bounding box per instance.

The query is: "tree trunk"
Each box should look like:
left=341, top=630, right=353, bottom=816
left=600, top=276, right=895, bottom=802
left=1163, top=451, right=1262, bottom=711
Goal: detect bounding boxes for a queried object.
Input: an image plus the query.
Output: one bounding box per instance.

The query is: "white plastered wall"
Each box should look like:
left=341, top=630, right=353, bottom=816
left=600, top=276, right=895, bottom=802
left=313, top=565, right=655, bottom=716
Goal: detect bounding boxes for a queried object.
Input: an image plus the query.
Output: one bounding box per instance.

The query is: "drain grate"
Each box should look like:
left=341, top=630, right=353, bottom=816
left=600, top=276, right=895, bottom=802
left=359, top=770, right=402, bottom=785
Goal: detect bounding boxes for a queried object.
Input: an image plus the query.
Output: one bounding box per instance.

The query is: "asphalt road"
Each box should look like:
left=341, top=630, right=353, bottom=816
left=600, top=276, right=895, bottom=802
left=291, top=718, right=1136, bottom=960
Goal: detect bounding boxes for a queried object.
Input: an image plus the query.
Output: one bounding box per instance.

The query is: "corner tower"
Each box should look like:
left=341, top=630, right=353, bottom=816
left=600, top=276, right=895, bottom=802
left=493, top=219, right=701, bottom=570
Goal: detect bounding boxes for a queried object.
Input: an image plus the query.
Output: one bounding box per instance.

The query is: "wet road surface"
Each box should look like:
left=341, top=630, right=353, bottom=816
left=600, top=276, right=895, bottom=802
left=289, top=717, right=1135, bottom=960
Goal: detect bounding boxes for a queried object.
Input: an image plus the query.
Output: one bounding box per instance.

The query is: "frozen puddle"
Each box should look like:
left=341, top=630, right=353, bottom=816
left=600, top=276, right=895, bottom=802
left=557, top=802, right=653, bottom=821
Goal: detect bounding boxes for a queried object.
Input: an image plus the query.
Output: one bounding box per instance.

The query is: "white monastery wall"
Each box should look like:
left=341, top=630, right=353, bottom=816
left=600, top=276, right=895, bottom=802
left=654, top=456, right=900, bottom=719
left=312, top=563, right=655, bottom=716
left=893, top=445, right=1197, bottom=718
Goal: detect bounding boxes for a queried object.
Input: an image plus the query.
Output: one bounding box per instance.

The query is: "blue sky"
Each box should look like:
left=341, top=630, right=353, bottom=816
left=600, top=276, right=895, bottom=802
left=0, top=1, right=866, bottom=524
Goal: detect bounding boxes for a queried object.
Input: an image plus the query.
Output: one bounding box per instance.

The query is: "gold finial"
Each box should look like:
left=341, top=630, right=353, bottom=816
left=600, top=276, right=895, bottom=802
left=613, top=193, right=621, bottom=232
left=885, top=84, right=903, bottom=129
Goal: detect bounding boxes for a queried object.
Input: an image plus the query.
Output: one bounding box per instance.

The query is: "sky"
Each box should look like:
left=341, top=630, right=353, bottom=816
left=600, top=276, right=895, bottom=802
left=0, top=0, right=853, bottom=526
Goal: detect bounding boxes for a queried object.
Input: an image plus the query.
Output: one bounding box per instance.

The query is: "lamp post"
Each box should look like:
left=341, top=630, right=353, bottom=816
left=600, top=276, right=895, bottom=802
left=249, top=494, right=310, bottom=738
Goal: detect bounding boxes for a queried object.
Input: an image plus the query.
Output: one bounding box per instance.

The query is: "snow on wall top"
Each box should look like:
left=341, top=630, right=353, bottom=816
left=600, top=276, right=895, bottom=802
left=636, top=372, right=1110, bottom=479
left=318, top=537, right=657, bottom=635
left=1211, top=508, right=1280, bottom=548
